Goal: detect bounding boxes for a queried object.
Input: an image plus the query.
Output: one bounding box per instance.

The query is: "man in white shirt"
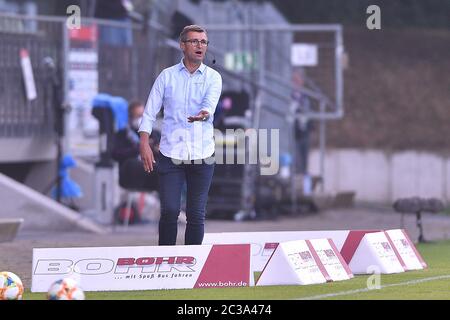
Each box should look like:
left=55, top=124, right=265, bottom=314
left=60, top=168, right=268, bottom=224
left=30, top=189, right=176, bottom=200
left=139, top=25, right=222, bottom=245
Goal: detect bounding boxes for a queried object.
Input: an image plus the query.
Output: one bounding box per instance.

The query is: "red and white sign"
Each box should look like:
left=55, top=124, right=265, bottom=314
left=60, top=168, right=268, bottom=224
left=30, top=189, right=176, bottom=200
left=67, top=24, right=99, bottom=153
left=20, top=49, right=37, bottom=101
left=384, top=229, right=427, bottom=270
left=69, top=25, right=98, bottom=42
left=349, top=231, right=405, bottom=274
left=256, top=238, right=353, bottom=286
left=309, top=238, right=354, bottom=281
left=205, top=229, right=426, bottom=276
left=31, top=244, right=252, bottom=292
left=203, top=230, right=379, bottom=272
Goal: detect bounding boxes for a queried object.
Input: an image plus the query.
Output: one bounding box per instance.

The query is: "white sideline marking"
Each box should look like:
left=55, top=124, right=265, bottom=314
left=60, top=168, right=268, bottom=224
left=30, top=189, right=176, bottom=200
left=297, top=275, right=450, bottom=300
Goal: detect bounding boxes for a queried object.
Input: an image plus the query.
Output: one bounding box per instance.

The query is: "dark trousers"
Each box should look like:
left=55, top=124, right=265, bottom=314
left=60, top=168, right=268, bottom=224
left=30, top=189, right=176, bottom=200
left=157, top=153, right=215, bottom=245
left=119, top=158, right=158, bottom=191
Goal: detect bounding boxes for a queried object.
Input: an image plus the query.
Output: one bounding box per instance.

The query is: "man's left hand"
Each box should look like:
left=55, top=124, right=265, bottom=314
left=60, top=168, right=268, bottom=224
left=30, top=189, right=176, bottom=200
left=188, top=110, right=210, bottom=123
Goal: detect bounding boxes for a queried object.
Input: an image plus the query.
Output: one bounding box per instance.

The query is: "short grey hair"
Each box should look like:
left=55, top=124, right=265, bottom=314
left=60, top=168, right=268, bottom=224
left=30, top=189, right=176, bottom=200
left=179, top=25, right=207, bottom=42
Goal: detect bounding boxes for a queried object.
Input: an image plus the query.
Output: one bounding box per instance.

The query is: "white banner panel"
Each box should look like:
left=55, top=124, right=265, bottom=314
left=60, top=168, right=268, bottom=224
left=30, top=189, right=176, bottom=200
left=308, top=239, right=354, bottom=282
left=385, top=229, right=427, bottom=270
left=349, top=232, right=405, bottom=274
left=257, top=240, right=326, bottom=286
left=256, top=238, right=353, bottom=286
left=32, top=244, right=252, bottom=292
left=291, top=43, right=318, bottom=66
left=203, top=230, right=378, bottom=272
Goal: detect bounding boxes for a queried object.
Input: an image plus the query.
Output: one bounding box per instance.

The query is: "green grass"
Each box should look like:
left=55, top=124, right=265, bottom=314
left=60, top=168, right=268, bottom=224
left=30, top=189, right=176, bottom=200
left=24, top=240, right=450, bottom=300
left=441, top=207, right=450, bottom=216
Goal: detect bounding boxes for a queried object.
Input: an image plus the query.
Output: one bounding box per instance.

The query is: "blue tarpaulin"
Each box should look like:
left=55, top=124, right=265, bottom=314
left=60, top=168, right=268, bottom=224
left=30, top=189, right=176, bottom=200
left=92, top=93, right=128, bottom=130
left=51, top=154, right=83, bottom=199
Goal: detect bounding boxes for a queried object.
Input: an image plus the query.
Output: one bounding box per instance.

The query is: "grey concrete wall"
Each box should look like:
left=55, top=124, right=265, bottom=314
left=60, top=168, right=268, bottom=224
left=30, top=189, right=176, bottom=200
left=0, top=138, right=56, bottom=163
left=70, top=159, right=121, bottom=215
left=309, top=149, right=450, bottom=205
left=24, top=160, right=57, bottom=194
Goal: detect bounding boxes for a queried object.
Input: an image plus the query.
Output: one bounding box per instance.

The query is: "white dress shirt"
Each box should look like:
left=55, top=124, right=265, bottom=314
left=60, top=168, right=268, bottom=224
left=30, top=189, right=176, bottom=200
left=139, top=59, right=222, bottom=161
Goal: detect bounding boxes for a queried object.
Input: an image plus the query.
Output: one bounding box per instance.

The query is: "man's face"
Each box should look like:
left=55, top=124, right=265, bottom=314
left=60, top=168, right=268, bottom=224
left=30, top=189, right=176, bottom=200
left=131, top=105, right=144, bottom=119
left=130, top=105, right=144, bottom=130
left=180, top=31, right=208, bottom=64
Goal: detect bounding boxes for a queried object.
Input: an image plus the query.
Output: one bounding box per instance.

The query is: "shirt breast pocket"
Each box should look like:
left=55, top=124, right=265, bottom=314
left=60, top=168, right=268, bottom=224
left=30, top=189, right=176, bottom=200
left=163, top=86, right=173, bottom=104
left=192, top=82, right=205, bottom=105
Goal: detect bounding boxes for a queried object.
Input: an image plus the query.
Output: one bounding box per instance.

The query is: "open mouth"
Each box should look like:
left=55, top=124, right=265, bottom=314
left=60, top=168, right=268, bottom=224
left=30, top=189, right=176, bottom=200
left=195, top=50, right=203, bottom=56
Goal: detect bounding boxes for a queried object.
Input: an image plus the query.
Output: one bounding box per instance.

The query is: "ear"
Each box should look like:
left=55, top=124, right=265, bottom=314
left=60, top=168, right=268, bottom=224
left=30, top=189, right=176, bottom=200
left=180, top=41, right=185, bottom=52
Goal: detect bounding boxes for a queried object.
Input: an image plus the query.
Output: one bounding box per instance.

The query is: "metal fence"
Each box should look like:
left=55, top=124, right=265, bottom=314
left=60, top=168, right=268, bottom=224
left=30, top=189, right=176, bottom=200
left=0, top=12, right=342, bottom=150
left=0, top=13, right=175, bottom=163
left=0, top=14, right=63, bottom=139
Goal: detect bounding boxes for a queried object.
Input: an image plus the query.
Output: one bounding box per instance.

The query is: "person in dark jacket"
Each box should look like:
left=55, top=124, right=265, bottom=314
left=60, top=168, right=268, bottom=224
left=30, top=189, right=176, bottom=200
left=94, top=0, right=134, bottom=46
left=112, top=100, right=160, bottom=191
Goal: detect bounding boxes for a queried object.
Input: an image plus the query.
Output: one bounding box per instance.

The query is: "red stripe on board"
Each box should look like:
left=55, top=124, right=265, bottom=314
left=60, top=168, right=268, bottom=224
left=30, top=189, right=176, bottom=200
left=401, top=230, right=428, bottom=268
left=306, top=240, right=331, bottom=282
left=384, top=232, right=407, bottom=271
left=340, top=230, right=380, bottom=264
left=327, top=239, right=353, bottom=278
left=194, top=244, right=251, bottom=288
left=255, top=243, right=279, bottom=285
left=264, top=243, right=279, bottom=250
left=69, top=25, right=98, bottom=42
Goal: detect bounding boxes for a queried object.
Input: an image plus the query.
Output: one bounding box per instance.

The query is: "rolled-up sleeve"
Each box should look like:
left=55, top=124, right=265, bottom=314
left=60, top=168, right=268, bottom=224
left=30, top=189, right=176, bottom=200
left=201, top=71, right=222, bottom=115
left=139, top=71, right=165, bottom=135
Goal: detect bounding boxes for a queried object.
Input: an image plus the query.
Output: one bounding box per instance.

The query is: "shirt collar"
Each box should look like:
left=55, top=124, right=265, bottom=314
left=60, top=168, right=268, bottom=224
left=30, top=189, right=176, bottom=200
left=179, top=58, right=206, bottom=74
